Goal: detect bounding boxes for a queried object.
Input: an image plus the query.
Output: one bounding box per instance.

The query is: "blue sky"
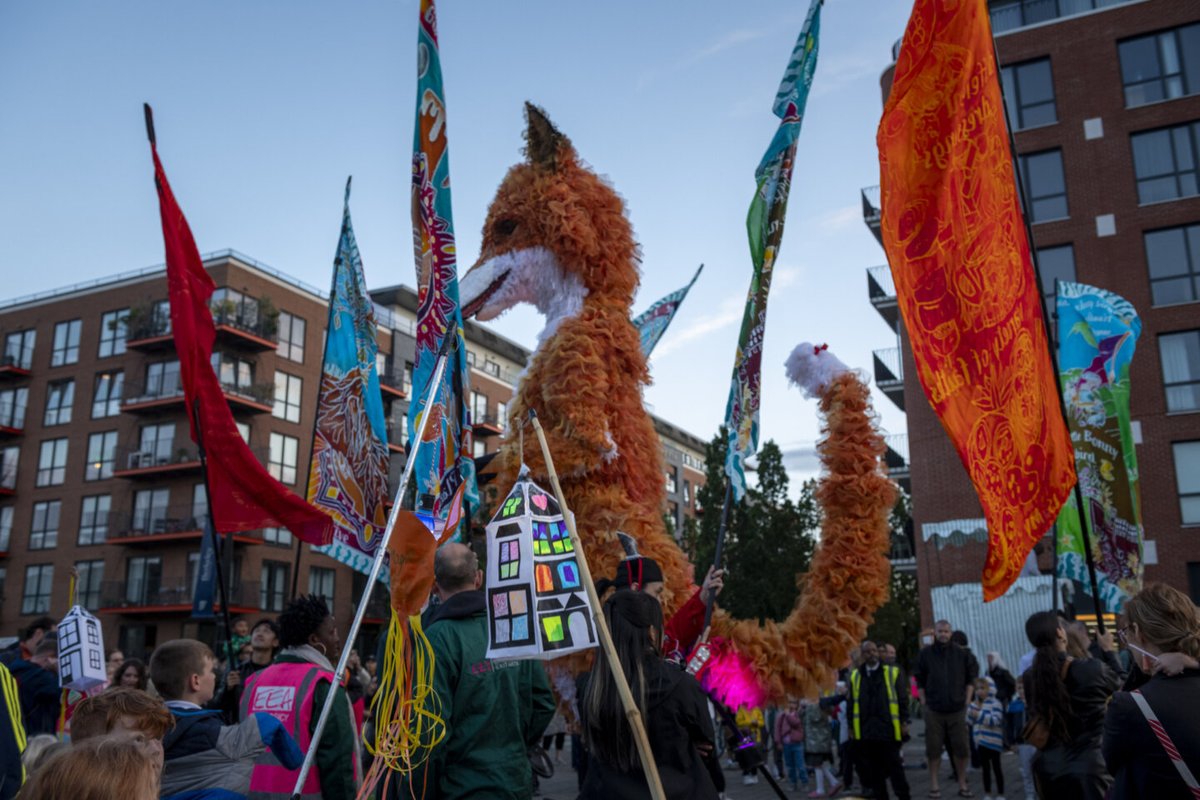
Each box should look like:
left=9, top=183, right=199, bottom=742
left=0, top=0, right=913, bottom=489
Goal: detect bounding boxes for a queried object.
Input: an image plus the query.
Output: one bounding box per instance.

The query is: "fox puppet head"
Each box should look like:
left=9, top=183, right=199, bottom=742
left=460, top=103, right=640, bottom=326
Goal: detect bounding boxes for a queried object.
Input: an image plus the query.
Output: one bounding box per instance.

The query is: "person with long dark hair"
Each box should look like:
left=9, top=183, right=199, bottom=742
left=1103, top=583, right=1200, bottom=799
left=110, top=658, right=149, bottom=691
left=580, top=590, right=718, bottom=800
left=1022, top=611, right=1119, bottom=799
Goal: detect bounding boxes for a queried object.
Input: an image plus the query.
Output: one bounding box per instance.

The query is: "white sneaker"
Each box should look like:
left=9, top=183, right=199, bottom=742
left=751, top=774, right=759, bottom=784
left=743, top=775, right=755, bottom=786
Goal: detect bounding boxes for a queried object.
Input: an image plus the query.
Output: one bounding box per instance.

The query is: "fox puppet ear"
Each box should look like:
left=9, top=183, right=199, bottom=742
left=524, top=101, right=572, bottom=171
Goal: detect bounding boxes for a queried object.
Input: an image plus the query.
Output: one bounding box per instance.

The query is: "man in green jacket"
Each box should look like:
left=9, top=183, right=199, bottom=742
left=404, top=542, right=555, bottom=799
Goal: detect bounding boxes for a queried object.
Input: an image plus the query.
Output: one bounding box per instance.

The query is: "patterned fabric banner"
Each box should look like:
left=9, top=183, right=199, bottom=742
left=309, top=178, right=392, bottom=576
left=878, top=0, right=1076, bottom=600
left=633, top=264, right=703, bottom=358
left=1055, top=281, right=1143, bottom=612
left=723, top=0, right=821, bottom=500
left=406, top=0, right=478, bottom=538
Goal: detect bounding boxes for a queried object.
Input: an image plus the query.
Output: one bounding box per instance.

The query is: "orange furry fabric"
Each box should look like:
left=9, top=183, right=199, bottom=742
left=467, top=105, right=892, bottom=702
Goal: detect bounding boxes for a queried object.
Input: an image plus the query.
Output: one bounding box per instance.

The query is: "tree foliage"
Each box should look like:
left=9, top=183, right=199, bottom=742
left=866, top=491, right=921, bottom=670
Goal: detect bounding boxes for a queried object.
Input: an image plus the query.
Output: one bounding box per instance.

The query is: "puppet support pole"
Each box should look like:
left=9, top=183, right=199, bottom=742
left=529, top=411, right=667, bottom=800
left=291, top=334, right=455, bottom=799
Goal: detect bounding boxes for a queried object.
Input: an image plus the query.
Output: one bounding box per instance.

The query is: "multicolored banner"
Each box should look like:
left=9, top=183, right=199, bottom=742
left=407, top=0, right=478, bottom=538
left=1055, top=281, right=1143, bottom=611
left=309, top=178, right=392, bottom=576
left=633, top=264, right=703, bottom=358
left=878, top=0, right=1076, bottom=600
left=723, top=0, right=821, bottom=500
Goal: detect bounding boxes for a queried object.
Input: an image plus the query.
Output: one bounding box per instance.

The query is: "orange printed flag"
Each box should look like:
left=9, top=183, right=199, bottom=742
left=877, top=0, right=1076, bottom=600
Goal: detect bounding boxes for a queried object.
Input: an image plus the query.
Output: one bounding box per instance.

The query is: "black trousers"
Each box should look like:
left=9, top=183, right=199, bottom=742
left=856, top=739, right=911, bottom=800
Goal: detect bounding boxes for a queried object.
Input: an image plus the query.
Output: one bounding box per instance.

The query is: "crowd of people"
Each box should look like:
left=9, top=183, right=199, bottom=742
left=1, top=554, right=1198, bottom=800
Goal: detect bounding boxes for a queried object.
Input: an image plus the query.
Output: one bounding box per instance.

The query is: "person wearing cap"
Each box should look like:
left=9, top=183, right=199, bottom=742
left=611, top=534, right=724, bottom=662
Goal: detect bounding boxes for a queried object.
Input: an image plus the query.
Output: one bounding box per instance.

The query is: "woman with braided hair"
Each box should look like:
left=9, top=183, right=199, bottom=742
left=1104, top=583, right=1200, bottom=799
left=580, top=590, right=718, bottom=800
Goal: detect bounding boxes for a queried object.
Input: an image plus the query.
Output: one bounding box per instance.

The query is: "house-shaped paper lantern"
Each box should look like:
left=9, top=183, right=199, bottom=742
left=58, top=605, right=107, bottom=693
left=485, top=469, right=598, bottom=660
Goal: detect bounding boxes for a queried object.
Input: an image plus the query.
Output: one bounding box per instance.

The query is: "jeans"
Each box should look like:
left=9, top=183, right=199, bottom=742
left=784, top=741, right=808, bottom=787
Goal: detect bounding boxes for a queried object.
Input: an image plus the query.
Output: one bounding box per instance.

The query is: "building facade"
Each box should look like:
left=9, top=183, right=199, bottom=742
left=861, top=0, right=1200, bottom=660
left=0, top=251, right=706, bottom=657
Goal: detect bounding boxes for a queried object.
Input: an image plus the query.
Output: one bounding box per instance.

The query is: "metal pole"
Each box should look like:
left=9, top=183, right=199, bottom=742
left=702, top=480, right=733, bottom=633
left=290, top=333, right=455, bottom=798
left=987, top=20, right=1106, bottom=633
left=192, top=399, right=236, bottom=665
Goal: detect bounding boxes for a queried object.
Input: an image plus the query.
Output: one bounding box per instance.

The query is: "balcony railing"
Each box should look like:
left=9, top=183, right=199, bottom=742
left=472, top=413, right=505, bottom=435
left=211, top=292, right=279, bottom=348
left=125, top=306, right=173, bottom=345
left=122, top=376, right=185, bottom=408
left=111, top=507, right=210, bottom=539
left=114, top=444, right=202, bottom=476
left=0, top=345, right=34, bottom=373
left=99, top=578, right=261, bottom=611
left=0, top=399, right=26, bottom=432
left=988, top=0, right=1135, bottom=35
left=470, top=359, right=522, bottom=386
left=885, top=433, right=909, bottom=467
left=379, top=361, right=409, bottom=398
left=867, top=266, right=896, bottom=303
left=385, top=419, right=408, bottom=453
left=217, top=380, right=274, bottom=411
left=861, top=185, right=882, bottom=240
left=873, top=347, right=903, bottom=385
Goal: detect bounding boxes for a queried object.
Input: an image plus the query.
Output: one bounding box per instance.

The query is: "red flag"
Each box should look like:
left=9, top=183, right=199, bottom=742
left=877, top=0, right=1076, bottom=599
left=145, top=105, right=334, bottom=545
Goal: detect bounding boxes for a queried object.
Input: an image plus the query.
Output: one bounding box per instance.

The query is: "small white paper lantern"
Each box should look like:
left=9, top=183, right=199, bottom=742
left=58, top=605, right=106, bottom=693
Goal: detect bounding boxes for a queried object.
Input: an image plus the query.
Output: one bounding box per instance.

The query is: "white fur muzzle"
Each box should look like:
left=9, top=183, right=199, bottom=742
left=460, top=246, right=589, bottom=345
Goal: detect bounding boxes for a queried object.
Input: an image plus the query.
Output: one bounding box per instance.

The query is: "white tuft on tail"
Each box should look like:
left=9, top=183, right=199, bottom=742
left=785, top=342, right=850, bottom=399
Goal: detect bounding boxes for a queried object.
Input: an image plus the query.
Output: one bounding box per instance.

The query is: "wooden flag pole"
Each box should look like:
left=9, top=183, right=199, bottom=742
left=528, top=411, right=667, bottom=800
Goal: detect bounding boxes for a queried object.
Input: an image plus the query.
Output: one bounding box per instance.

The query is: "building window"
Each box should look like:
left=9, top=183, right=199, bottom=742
left=79, top=495, right=111, bottom=545
left=261, top=561, right=289, bottom=612
left=92, top=371, right=124, bottom=418
left=404, top=362, right=413, bottom=395
left=262, top=527, right=294, bottom=546
left=1132, top=122, right=1200, bottom=204
left=139, top=423, right=176, bottom=466
left=269, top=433, right=299, bottom=484
left=683, top=481, right=691, bottom=506
left=43, top=379, right=75, bottom=426
left=236, top=421, right=250, bottom=444
left=471, top=391, right=488, bottom=422
left=85, top=431, right=118, bottom=481
left=473, top=439, right=487, bottom=458
left=0, top=507, right=11, bottom=552
left=0, top=447, right=17, bottom=491
left=990, top=0, right=1137, bottom=35
left=665, top=468, right=678, bottom=495
left=0, top=387, right=28, bottom=430
left=278, top=312, right=306, bottom=363
left=1145, top=223, right=1200, bottom=306
left=1175, top=441, right=1200, bottom=525
left=482, top=358, right=501, bottom=378
left=1119, top=23, right=1200, bottom=108
left=126, top=556, right=162, bottom=605
left=3, top=329, right=35, bottom=370
left=1001, top=58, right=1056, bottom=130
left=212, top=352, right=255, bottom=391
left=1036, top=243, right=1076, bottom=308
left=36, top=438, right=68, bottom=487
left=132, top=488, right=170, bottom=534
left=1190, top=563, right=1200, bottom=605
left=1018, top=150, right=1068, bottom=223
left=496, top=401, right=508, bottom=431
left=30, top=500, right=60, bottom=550
left=192, top=484, right=208, bottom=529
left=273, top=372, right=302, bottom=423
left=145, top=360, right=181, bottom=399
left=309, top=567, right=335, bottom=605
left=51, top=319, right=81, bottom=366
left=22, top=565, right=53, bottom=614
left=98, top=309, right=128, bottom=358
left=75, top=560, right=104, bottom=609
left=1161, top=331, right=1200, bottom=413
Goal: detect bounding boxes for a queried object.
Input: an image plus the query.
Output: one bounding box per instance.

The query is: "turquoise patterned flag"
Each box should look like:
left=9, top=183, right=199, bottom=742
left=406, top=0, right=478, bottom=537
left=724, top=0, right=821, bottom=499
left=633, top=264, right=703, bottom=358
left=1055, top=281, right=1143, bottom=611
left=309, top=178, right=391, bottom=575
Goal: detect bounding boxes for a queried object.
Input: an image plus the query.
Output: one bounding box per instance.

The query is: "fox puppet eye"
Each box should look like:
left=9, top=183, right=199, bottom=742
left=493, top=218, right=518, bottom=237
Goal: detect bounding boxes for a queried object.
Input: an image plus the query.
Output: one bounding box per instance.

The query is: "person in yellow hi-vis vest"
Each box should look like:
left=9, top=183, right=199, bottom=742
left=849, top=641, right=912, bottom=800
left=735, top=704, right=766, bottom=786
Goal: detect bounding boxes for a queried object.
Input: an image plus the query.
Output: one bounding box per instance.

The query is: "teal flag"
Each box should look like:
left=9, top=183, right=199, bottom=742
left=724, top=0, right=821, bottom=499
left=633, top=264, right=703, bottom=358
left=1055, top=281, right=1143, bottom=611
left=309, top=178, right=391, bottom=576
left=407, top=0, right=478, bottom=538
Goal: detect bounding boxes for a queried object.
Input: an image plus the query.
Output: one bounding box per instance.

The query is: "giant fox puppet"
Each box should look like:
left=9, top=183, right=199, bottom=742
left=460, top=104, right=894, bottom=703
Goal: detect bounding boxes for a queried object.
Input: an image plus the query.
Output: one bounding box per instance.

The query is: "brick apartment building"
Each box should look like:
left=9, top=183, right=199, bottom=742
left=861, top=0, right=1200, bottom=664
left=0, top=251, right=706, bottom=657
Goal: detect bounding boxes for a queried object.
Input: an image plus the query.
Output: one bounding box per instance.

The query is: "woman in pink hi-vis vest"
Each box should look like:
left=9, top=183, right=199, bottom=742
left=240, top=595, right=361, bottom=800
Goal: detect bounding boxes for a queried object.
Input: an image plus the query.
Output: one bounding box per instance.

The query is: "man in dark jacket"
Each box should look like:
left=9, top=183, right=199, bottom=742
left=914, top=620, right=978, bottom=798
left=402, top=542, right=555, bottom=799
left=0, top=617, right=56, bottom=667
left=9, top=636, right=60, bottom=736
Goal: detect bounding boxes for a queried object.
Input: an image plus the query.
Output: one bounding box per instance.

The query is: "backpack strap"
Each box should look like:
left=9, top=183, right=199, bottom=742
left=1130, top=690, right=1200, bottom=799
